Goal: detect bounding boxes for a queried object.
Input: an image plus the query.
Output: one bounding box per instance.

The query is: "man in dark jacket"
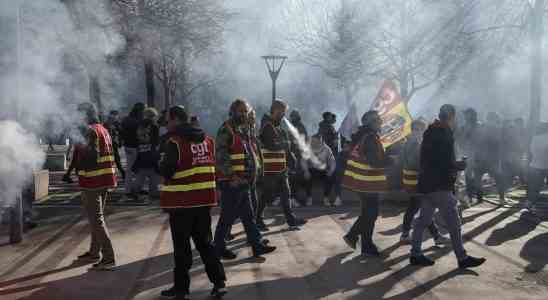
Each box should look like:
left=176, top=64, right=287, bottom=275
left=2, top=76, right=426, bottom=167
left=104, top=110, right=125, bottom=179
left=213, top=99, right=276, bottom=260
left=342, top=111, right=392, bottom=257
left=318, top=112, right=339, bottom=155
left=257, top=99, right=307, bottom=231
left=121, top=102, right=146, bottom=200
left=410, top=104, right=486, bottom=269
left=158, top=105, right=227, bottom=299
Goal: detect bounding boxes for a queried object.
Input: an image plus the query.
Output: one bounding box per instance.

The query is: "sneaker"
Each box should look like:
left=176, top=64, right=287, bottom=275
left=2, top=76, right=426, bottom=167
left=272, top=197, right=281, bottom=206
left=458, top=255, right=486, bottom=269
left=306, top=197, right=313, bottom=206
left=333, top=197, right=342, bottom=207
left=77, top=252, right=101, bottom=263
left=400, top=233, right=411, bottom=244
left=288, top=218, right=307, bottom=228
left=434, top=235, right=451, bottom=247
left=362, top=244, right=381, bottom=257
left=410, top=255, right=435, bottom=267
left=253, top=245, right=277, bottom=257
left=219, top=249, right=237, bottom=260
left=343, top=234, right=357, bottom=250
left=90, top=259, right=116, bottom=271
left=160, top=286, right=188, bottom=300
left=323, top=197, right=331, bottom=207
left=211, top=283, right=228, bottom=298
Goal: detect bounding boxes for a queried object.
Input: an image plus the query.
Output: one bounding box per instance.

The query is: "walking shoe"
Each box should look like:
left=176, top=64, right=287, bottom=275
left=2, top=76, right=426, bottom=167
left=211, top=283, right=228, bottom=298
left=333, top=197, right=342, bottom=207
left=90, top=259, right=116, bottom=271
left=343, top=234, right=358, bottom=250
left=323, top=197, right=331, bottom=207
left=219, top=249, right=237, bottom=260
left=434, top=235, right=451, bottom=247
left=458, top=256, right=486, bottom=269
left=160, top=286, right=188, bottom=300
left=400, top=232, right=411, bottom=244
left=272, top=197, right=281, bottom=206
left=253, top=244, right=277, bottom=257
left=288, top=218, right=307, bottom=228
left=410, top=255, right=435, bottom=267
left=362, top=244, right=381, bottom=257
left=77, top=252, right=101, bottom=263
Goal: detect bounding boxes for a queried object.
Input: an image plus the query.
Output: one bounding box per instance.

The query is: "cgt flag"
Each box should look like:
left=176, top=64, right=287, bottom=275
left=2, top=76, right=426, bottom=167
left=371, top=80, right=412, bottom=148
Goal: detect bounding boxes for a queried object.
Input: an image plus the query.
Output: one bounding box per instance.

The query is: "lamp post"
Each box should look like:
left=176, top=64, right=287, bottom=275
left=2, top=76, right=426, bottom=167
left=261, top=55, right=287, bottom=104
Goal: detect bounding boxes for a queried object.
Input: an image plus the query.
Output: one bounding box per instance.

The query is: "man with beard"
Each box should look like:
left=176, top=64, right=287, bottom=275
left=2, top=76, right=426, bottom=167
left=256, top=99, right=307, bottom=231
left=213, top=98, right=276, bottom=260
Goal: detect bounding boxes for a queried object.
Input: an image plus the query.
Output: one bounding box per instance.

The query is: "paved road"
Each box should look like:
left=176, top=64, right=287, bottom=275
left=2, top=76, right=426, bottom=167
left=0, top=202, right=547, bottom=300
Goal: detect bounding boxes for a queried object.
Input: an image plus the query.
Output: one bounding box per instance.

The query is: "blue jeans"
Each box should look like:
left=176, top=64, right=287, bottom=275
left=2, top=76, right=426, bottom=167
left=214, top=182, right=262, bottom=253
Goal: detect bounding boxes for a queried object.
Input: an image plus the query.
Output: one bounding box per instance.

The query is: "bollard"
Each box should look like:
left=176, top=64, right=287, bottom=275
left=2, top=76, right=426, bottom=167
left=9, top=193, right=23, bottom=244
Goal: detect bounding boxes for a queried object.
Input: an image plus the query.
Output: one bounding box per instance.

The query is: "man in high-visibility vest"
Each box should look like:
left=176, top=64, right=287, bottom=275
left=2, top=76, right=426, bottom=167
left=341, top=110, right=392, bottom=257
left=158, top=105, right=227, bottom=299
left=213, top=98, right=277, bottom=260
left=400, top=119, right=449, bottom=246
left=74, top=102, right=117, bottom=270
left=257, top=99, right=307, bottom=231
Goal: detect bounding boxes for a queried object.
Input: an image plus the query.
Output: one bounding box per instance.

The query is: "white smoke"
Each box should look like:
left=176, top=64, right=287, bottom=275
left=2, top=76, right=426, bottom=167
left=0, top=121, right=45, bottom=210
left=283, top=117, right=326, bottom=170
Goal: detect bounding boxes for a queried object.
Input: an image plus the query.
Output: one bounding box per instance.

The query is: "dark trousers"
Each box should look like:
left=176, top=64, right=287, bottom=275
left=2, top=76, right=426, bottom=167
left=169, top=207, right=225, bottom=294
left=304, top=169, right=337, bottom=198
left=402, top=196, right=439, bottom=237
left=214, top=182, right=262, bottom=252
left=527, top=167, right=548, bottom=205
left=257, top=174, right=297, bottom=226
left=113, top=146, right=124, bottom=177
left=227, top=184, right=258, bottom=235
left=347, top=193, right=379, bottom=251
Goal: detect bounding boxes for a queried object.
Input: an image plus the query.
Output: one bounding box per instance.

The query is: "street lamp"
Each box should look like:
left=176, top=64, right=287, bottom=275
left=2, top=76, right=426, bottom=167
left=261, top=55, right=287, bottom=103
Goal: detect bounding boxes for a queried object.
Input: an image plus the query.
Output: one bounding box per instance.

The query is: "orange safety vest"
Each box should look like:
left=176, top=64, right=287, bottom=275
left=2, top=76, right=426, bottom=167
left=217, top=122, right=251, bottom=181
left=160, top=135, right=217, bottom=208
left=77, top=124, right=117, bottom=190
left=341, top=133, right=388, bottom=193
left=402, top=169, right=419, bottom=193
left=260, top=121, right=287, bottom=174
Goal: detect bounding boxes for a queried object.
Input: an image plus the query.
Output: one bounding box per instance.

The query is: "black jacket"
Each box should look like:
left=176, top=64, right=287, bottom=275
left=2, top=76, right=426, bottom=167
left=133, top=119, right=160, bottom=172
left=159, top=124, right=206, bottom=180
left=418, top=120, right=462, bottom=193
left=351, top=126, right=391, bottom=168
left=319, top=120, right=339, bottom=155
left=121, top=116, right=140, bottom=148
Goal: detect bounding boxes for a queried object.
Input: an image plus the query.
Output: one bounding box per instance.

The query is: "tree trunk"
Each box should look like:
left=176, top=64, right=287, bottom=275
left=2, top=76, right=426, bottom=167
left=89, top=74, right=102, bottom=119
left=144, top=59, right=155, bottom=108
left=399, top=71, right=409, bottom=102
left=529, top=0, right=544, bottom=145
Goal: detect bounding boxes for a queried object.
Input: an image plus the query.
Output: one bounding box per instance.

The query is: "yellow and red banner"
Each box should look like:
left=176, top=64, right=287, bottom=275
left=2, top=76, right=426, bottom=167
left=371, top=80, right=412, bottom=148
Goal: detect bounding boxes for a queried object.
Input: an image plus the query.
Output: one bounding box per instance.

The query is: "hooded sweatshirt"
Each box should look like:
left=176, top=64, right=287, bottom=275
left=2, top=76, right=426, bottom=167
left=300, top=140, right=336, bottom=176
left=158, top=123, right=206, bottom=180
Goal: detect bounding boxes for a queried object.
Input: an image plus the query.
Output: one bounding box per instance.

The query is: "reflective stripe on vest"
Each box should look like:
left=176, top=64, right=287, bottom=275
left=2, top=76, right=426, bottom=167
left=261, top=149, right=287, bottom=173
left=402, top=169, right=418, bottom=192
left=217, top=122, right=248, bottom=180
left=77, top=124, right=117, bottom=189
left=341, top=136, right=388, bottom=193
left=160, top=136, right=217, bottom=208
